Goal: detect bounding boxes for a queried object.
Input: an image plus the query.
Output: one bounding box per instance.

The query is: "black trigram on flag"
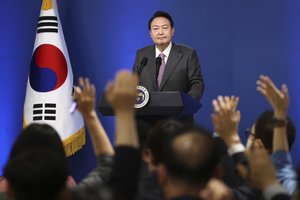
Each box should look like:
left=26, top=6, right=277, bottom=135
left=37, top=16, right=58, bottom=34
left=33, top=103, right=56, bottom=121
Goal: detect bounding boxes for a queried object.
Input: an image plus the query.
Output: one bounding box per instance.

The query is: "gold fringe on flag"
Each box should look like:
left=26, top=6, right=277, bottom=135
left=63, top=127, right=86, bottom=157
left=23, top=114, right=28, bottom=128
left=42, top=0, right=53, bottom=10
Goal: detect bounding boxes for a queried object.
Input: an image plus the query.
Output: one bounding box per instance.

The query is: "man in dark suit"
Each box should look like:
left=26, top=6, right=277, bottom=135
left=133, top=11, right=205, bottom=101
left=133, top=11, right=204, bottom=127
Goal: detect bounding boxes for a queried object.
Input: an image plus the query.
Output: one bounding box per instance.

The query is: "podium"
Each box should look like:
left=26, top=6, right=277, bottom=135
left=97, top=91, right=201, bottom=116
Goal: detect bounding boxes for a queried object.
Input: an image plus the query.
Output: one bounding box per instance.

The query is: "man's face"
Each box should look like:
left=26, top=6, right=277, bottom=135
left=149, top=17, right=174, bottom=47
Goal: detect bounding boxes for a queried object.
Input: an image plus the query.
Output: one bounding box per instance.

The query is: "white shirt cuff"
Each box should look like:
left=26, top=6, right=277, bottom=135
left=228, top=143, right=245, bottom=156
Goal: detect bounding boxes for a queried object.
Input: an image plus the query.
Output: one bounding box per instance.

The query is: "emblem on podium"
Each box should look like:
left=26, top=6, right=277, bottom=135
left=134, top=86, right=149, bottom=108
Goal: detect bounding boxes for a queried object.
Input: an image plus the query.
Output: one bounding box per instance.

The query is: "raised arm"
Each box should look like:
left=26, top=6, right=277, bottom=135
left=105, top=70, right=139, bottom=148
left=74, top=77, right=114, bottom=156
left=211, top=95, right=242, bottom=149
left=256, top=75, right=297, bottom=195
left=105, top=70, right=140, bottom=200
left=256, top=75, right=289, bottom=152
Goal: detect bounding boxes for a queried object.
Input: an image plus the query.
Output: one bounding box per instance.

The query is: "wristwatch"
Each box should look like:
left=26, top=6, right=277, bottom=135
left=271, top=117, right=287, bottom=127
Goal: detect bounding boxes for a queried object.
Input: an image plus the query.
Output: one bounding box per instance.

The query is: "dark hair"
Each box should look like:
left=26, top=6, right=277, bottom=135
left=254, top=110, right=296, bottom=151
left=148, top=11, right=174, bottom=30
left=162, top=125, right=218, bottom=186
left=145, top=119, right=184, bottom=165
left=9, top=123, right=65, bottom=159
left=4, top=148, right=68, bottom=200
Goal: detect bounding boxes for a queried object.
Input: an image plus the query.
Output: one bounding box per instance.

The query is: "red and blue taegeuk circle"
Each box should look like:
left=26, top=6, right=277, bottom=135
left=30, top=44, right=68, bottom=92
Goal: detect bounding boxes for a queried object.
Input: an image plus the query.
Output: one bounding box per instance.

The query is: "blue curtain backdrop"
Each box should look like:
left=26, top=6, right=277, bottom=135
left=1, top=0, right=300, bottom=181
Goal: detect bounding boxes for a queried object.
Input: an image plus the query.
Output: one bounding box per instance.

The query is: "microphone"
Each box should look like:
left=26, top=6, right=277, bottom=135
left=138, top=57, right=148, bottom=75
left=155, top=56, right=162, bottom=81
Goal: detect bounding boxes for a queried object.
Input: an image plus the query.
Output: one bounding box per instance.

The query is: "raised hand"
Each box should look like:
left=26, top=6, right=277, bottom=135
left=105, top=70, right=138, bottom=115
left=256, top=75, right=289, bottom=119
left=73, top=77, right=96, bottom=118
left=211, top=96, right=241, bottom=146
left=73, top=77, right=114, bottom=156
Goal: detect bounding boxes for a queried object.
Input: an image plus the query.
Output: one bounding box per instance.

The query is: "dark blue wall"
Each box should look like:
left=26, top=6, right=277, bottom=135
left=1, top=0, right=300, bottom=181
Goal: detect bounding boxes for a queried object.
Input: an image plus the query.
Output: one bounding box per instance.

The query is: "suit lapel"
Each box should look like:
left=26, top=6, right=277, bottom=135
left=159, top=44, right=182, bottom=90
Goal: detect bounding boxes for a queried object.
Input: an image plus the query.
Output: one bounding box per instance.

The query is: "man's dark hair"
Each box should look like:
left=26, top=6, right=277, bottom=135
left=148, top=10, right=174, bottom=30
left=9, top=123, right=65, bottom=159
left=162, top=125, right=218, bottom=186
left=145, top=119, right=184, bottom=165
left=4, top=148, right=68, bottom=200
left=254, top=110, right=296, bottom=151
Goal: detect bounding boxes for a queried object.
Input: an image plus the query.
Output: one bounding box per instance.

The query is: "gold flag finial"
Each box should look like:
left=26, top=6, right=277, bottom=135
left=42, top=0, right=53, bottom=10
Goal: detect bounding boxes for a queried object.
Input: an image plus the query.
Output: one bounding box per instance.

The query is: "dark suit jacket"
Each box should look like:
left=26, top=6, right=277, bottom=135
left=136, top=171, right=164, bottom=200
left=133, top=43, right=204, bottom=101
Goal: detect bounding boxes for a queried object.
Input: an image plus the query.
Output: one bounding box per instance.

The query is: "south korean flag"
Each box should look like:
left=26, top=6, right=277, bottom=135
left=23, top=0, right=85, bottom=156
